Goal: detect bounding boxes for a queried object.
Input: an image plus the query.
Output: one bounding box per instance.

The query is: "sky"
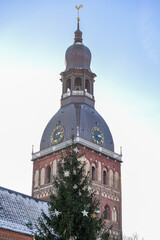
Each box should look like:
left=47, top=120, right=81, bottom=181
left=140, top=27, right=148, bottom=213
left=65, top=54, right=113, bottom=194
left=0, top=0, right=160, bottom=239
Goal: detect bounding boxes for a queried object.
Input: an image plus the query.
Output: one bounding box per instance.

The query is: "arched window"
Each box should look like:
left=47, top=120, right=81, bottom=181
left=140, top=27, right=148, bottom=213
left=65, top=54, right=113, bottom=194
left=74, top=77, right=82, bottom=90
left=114, top=172, right=120, bottom=189
left=85, top=79, right=90, bottom=93
left=40, top=168, right=45, bottom=185
left=85, top=159, right=90, bottom=176
left=104, top=205, right=110, bottom=220
left=53, top=160, right=57, bottom=177
left=112, top=207, right=118, bottom=222
left=92, top=166, right=96, bottom=181
left=103, top=170, right=107, bottom=185
left=109, top=169, right=114, bottom=187
left=34, top=170, right=39, bottom=188
left=66, top=79, right=71, bottom=92
left=45, top=166, right=51, bottom=184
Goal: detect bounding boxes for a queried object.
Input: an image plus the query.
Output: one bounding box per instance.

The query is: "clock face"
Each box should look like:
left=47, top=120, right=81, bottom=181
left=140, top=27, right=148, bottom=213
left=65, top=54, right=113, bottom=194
left=91, top=127, right=104, bottom=145
left=51, top=125, right=64, bottom=144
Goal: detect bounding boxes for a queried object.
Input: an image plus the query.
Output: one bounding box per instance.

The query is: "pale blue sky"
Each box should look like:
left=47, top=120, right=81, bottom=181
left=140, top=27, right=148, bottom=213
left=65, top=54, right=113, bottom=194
left=0, top=1, right=160, bottom=239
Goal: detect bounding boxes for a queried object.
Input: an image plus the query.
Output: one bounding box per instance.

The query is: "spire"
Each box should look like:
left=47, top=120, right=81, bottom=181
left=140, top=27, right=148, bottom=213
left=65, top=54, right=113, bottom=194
left=74, top=5, right=83, bottom=43
left=32, top=144, right=34, bottom=155
left=74, top=23, right=83, bottom=43
left=120, top=146, right=123, bottom=156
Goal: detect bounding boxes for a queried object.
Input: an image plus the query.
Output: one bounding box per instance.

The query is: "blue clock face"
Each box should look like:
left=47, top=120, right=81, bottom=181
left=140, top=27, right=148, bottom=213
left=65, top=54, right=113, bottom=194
left=91, top=127, right=104, bottom=145
left=51, top=126, right=64, bottom=144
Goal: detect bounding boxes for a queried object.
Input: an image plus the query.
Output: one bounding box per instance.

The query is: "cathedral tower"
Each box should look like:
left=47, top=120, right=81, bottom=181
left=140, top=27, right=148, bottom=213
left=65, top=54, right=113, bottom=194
left=32, top=19, right=122, bottom=239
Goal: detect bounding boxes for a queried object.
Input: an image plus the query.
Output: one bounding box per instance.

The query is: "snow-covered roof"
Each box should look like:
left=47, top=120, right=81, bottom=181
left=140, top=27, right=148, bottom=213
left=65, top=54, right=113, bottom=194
left=0, top=186, right=48, bottom=236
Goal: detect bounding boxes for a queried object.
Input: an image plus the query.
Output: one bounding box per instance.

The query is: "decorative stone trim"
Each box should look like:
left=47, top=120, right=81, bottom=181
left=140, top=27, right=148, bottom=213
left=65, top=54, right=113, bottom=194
left=102, top=192, right=120, bottom=202
left=32, top=137, right=122, bottom=162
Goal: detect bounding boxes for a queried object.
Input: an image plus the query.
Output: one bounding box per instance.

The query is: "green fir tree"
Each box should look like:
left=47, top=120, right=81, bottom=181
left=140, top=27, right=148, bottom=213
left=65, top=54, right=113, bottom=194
left=34, top=144, right=110, bottom=240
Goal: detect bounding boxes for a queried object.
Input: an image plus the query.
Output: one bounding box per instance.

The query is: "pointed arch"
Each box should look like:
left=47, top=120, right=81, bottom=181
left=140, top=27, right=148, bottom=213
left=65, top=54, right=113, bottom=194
left=109, top=169, right=114, bottom=187
left=98, top=161, right=102, bottom=182
left=34, top=170, right=39, bottom=188
left=92, top=165, right=96, bottom=181
left=103, top=170, right=107, bottom=185
left=104, top=205, right=110, bottom=220
left=85, top=159, right=90, bottom=175
left=114, top=171, right=120, bottom=189
left=53, top=160, right=57, bottom=177
left=112, top=207, right=118, bottom=222
left=45, top=166, right=52, bottom=184
left=40, top=168, right=45, bottom=185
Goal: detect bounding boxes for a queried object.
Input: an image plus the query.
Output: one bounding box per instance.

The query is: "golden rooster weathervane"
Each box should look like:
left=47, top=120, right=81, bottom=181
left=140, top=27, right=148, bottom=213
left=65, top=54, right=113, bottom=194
left=75, top=4, right=83, bottom=22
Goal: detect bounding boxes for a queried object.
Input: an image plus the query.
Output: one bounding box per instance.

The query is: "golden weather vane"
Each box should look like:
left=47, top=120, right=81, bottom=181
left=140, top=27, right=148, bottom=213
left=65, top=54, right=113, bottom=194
left=75, top=4, right=83, bottom=22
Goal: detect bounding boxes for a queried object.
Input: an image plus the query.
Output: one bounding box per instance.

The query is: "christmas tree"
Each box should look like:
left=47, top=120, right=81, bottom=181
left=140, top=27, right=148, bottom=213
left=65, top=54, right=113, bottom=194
left=34, top=144, right=110, bottom=240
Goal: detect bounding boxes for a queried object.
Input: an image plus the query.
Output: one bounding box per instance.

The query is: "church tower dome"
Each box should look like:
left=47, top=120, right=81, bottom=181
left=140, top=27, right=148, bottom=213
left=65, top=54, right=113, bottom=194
left=39, top=21, right=115, bottom=152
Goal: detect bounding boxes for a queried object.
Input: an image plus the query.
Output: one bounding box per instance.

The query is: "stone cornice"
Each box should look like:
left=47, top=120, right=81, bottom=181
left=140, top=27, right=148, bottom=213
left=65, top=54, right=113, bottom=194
left=32, top=137, right=122, bottom=162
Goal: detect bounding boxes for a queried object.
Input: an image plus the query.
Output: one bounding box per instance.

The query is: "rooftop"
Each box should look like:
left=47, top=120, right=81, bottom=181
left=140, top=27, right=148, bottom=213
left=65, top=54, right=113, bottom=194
left=0, top=186, right=48, bottom=236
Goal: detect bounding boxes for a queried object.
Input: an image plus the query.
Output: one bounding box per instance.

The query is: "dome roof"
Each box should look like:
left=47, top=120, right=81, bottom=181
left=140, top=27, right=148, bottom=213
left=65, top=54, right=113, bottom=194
left=40, top=104, right=114, bottom=152
left=64, top=25, right=92, bottom=72
left=65, top=43, right=91, bottom=72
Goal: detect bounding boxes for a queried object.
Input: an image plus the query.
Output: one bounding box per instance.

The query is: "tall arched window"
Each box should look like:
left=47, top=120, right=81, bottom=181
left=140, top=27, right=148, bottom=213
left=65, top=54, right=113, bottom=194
left=53, top=160, right=57, bottom=177
left=85, top=159, right=90, bottom=176
left=103, top=170, right=107, bottom=185
left=109, top=169, right=114, bottom=187
left=45, top=166, right=51, bottom=184
left=114, top=172, right=120, bottom=189
left=112, top=207, right=118, bottom=222
left=40, top=168, right=45, bottom=185
left=92, top=166, right=96, bottom=181
left=74, top=77, right=82, bottom=90
left=85, top=79, right=90, bottom=93
left=104, top=205, right=110, bottom=220
left=66, top=79, right=71, bottom=92
left=34, top=170, right=39, bottom=188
